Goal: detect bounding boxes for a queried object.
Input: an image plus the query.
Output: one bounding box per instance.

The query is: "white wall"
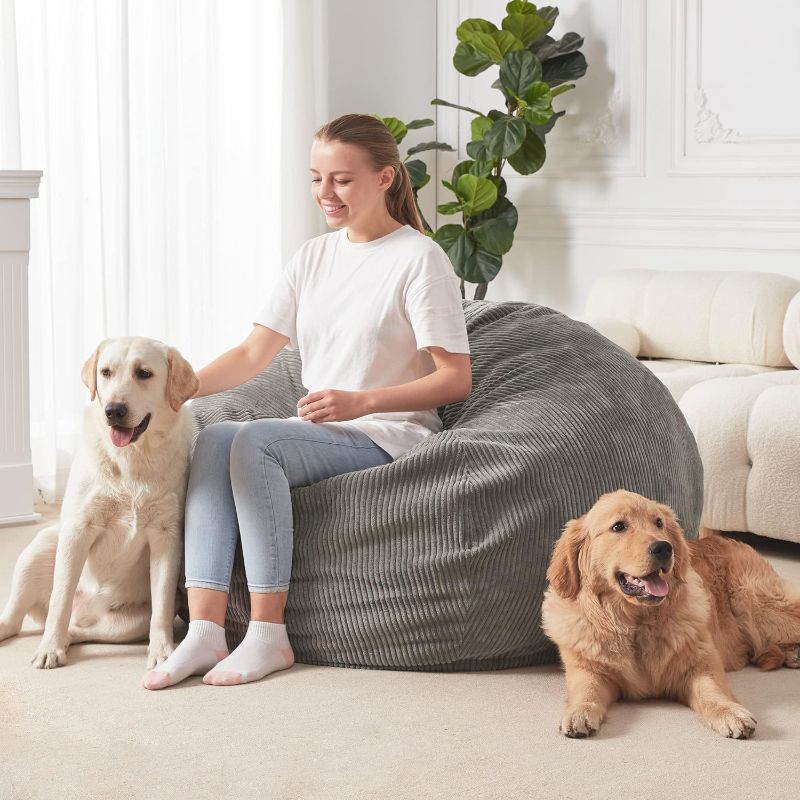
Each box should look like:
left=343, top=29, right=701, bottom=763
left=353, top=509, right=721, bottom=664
left=327, top=0, right=800, bottom=316
left=327, top=0, right=440, bottom=231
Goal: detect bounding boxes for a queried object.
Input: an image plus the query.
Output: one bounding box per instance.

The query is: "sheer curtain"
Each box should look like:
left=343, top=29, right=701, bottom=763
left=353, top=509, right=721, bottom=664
left=0, top=0, right=328, bottom=503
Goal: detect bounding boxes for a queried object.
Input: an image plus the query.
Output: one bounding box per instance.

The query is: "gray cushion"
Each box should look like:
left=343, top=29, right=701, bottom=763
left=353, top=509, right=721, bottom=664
left=182, top=299, right=703, bottom=670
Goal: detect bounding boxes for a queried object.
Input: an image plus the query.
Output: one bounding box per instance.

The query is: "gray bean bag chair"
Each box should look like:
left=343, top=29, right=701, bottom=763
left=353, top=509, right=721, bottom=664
left=181, top=299, right=703, bottom=671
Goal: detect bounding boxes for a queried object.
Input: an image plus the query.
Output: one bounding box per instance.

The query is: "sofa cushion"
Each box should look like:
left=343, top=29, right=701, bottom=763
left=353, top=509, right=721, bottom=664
left=641, top=359, right=783, bottom=403
left=783, top=292, right=800, bottom=369
left=573, top=315, right=640, bottom=356
left=585, top=269, right=800, bottom=367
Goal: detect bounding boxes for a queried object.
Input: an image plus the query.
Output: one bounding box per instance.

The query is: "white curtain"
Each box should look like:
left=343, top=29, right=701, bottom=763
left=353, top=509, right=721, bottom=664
left=0, top=0, right=328, bottom=503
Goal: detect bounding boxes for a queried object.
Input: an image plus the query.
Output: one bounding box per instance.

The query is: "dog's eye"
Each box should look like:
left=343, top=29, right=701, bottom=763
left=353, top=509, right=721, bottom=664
left=611, top=521, right=626, bottom=533
left=656, top=517, right=663, bottom=529
left=100, top=368, right=111, bottom=378
left=136, top=369, right=152, bottom=380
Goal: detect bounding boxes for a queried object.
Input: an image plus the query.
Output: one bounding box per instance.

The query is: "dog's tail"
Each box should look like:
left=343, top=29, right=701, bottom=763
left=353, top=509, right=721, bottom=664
left=698, top=526, right=722, bottom=539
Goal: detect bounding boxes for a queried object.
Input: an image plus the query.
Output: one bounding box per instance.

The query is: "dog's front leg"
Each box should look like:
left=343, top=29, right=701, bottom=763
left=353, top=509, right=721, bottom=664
left=145, top=528, right=182, bottom=668
left=559, top=656, right=619, bottom=738
left=32, top=524, right=99, bottom=669
left=680, top=668, right=757, bottom=739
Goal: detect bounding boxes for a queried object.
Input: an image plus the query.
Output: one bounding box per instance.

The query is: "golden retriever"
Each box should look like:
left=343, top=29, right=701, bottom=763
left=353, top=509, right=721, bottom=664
left=0, top=337, right=198, bottom=670
left=541, top=490, right=800, bottom=739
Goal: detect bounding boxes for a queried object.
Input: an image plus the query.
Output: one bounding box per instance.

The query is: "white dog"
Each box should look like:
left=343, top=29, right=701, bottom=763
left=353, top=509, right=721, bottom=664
left=0, top=337, right=198, bottom=669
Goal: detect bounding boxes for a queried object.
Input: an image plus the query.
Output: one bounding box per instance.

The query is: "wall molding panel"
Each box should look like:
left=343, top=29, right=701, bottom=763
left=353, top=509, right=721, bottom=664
left=514, top=208, right=800, bottom=252
left=670, top=0, right=800, bottom=176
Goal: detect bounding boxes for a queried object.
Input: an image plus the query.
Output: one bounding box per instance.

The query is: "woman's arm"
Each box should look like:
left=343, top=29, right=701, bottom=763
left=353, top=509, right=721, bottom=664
left=193, top=324, right=290, bottom=398
left=297, top=347, right=471, bottom=421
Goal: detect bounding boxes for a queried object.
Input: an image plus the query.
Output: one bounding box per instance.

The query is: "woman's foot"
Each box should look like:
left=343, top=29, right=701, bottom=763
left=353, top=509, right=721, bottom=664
left=142, top=619, right=229, bottom=690
left=203, top=620, right=294, bottom=686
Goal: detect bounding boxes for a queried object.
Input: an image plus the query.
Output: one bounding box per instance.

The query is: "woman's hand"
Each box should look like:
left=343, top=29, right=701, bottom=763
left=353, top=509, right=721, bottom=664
left=297, top=389, right=371, bottom=423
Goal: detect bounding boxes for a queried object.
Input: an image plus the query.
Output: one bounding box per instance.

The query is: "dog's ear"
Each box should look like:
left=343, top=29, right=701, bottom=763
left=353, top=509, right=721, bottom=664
left=547, top=515, right=588, bottom=600
left=81, top=342, right=105, bottom=401
left=166, top=347, right=200, bottom=411
left=660, top=503, right=690, bottom=585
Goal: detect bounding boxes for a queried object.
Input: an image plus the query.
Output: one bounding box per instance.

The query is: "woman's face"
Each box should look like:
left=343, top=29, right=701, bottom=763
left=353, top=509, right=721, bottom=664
left=309, top=139, right=395, bottom=230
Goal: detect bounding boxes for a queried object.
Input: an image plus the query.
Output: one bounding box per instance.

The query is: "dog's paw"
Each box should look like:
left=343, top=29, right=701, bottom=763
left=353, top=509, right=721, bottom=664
left=705, top=704, right=757, bottom=739
left=146, top=633, right=174, bottom=669
left=560, top=703, right=604, bottom=738
left=31, top=639, right=69, bottom=669
left=783, top=645, right=800, bottom=669
left=0, top=619, right=21, bottom=643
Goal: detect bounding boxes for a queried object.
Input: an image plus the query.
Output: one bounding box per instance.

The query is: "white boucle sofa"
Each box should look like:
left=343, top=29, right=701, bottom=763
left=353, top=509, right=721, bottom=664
left=579, top=268, right=800, bottom=544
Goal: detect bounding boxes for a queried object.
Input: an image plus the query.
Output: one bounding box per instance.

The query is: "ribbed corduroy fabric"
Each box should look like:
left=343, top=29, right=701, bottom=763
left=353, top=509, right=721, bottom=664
left=179, top=300, right=703, bottom=671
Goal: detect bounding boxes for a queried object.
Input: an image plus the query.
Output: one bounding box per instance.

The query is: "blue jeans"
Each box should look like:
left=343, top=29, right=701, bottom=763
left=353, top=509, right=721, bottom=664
left=183, top=418, right=393, bottom=594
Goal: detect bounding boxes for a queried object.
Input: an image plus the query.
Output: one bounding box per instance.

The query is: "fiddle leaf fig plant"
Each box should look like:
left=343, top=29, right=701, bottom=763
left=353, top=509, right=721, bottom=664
left=429, top=0, right=588, bottom=299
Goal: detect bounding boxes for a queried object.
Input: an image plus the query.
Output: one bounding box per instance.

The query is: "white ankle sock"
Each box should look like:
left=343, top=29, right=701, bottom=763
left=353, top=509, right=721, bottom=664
left=203, top=620, right=294, bottom=686
left=141, top=619, right=229, bottom=690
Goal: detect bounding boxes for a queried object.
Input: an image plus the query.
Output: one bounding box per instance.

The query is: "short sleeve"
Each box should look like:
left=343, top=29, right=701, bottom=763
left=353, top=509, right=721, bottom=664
left=253, top=259, right=298, bottom=350
left=405, top=250, right=470, bottom=355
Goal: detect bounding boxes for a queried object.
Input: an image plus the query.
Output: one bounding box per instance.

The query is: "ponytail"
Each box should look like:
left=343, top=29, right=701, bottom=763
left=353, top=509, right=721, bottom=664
left=385, top=161, right=424, bottom=233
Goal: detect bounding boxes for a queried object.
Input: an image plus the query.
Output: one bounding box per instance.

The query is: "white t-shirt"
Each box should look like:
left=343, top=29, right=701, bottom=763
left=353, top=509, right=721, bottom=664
left=253, top=224, right=470, bottom=459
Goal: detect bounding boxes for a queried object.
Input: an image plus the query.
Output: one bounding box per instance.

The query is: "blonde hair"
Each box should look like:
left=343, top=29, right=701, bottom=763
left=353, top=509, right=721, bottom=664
left=314, top=113, right=424, bottom=233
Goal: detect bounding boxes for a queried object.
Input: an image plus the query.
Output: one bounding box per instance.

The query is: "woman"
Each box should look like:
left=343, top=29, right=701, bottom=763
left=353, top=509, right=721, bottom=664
left=143, top=113, right=471, bottom=690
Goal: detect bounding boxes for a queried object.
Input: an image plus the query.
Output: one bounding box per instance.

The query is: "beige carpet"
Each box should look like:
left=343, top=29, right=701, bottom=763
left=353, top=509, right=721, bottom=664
left=1, top=504, right=798, bottom=800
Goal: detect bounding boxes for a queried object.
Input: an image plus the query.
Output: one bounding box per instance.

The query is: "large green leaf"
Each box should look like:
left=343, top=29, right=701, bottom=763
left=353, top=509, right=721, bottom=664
left=494, top=176, right=509, bottom=200
left=453, top=160, right=494, bottom=183
left=506, top=1, right=538, bottom=15
left=484, top=116, right=527, bottom=159
left=533, top=31, right=584, bottom=60
left=378, top=116, right=408, bottom=144
left=406, top=118, right=435, bottom=130
left=465, top=138, right=491, bottom=160
left=471, top=216, right=515, bottom=255
left=404, top=159, right=429, bottom=190
left=502, top=13, right=548, bottom=46
left=506, top=126, right=546, bottom=174
left=453, top=42, right=494, bottom=76
left=499, top=50, right=542, bottom=100
left=406, top=141, right=456, bottom=156
left=471, top=116, right=493, bottom=142
left=455, top=174, right=498, bottom=216
left=541, top=51, right=588, bottom=87
left=431, top=98, right=485, bottom=116
left=459, top=247, right=503, bottom=284
left=528, top=108, right=565, bottom=142
left=434, top=224, right=474, bottom=266
left=467, top=30, right=524, bottom=65
left=471, top=195, right=518, bottom=231
left=522, top=81, right=554, bottom=125
left=437, top=201, right=463, bottom=215
left=441, top=179, right=457, bottom=194
left=456, top=18, right=498, bottom=43
left=535, top=6, right=559, bottom=30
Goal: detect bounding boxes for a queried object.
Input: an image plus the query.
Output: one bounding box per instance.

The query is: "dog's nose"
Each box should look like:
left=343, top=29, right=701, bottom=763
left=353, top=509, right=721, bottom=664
left=649, top=540, right=673, bottom=561
left=105, top=402, right=129, bottom=424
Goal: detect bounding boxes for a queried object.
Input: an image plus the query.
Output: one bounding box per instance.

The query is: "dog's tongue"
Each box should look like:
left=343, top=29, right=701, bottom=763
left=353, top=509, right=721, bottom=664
left=110, top=426, right=134, bottom=447
left=643, top=572, right=669, bottom=597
